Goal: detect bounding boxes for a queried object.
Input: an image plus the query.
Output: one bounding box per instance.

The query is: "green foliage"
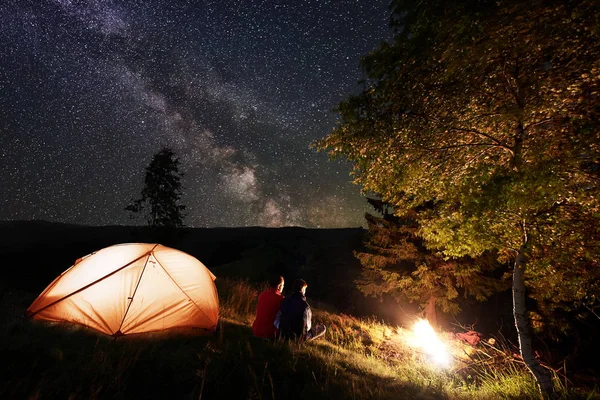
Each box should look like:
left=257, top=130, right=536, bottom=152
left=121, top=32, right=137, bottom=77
left=126, top=147, right=186, bottom=228
left=356, top=209, right=505, bottom=321
left=317, top=0, right=600, bottom=329
left=316, top=2, right=600, bottom=393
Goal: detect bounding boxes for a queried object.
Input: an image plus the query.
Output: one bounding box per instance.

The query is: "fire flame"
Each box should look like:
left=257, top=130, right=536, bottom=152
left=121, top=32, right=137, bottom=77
left=410, top=319, right=451, bottom=368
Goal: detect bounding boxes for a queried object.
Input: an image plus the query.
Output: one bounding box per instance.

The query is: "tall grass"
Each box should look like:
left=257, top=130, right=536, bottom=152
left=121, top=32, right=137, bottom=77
left=1, top=279, right=595, bottom=399
left=216, top=278, right=265, bottom=322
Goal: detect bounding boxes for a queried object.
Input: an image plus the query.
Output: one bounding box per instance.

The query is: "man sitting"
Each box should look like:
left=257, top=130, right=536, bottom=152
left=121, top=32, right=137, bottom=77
left=252, top=275, right=285, bottom=339
left=278, top=278, right=326, bottom=342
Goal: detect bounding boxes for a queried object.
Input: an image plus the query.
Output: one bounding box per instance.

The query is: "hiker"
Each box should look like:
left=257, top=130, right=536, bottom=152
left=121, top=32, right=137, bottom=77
left=252, top=275, right=285, bottom=339
left=278, top=278, right=326, bottom=341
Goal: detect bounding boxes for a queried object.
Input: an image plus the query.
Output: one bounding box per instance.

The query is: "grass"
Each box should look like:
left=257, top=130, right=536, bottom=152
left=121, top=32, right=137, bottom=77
left=0, top=279, right=597, bottom=399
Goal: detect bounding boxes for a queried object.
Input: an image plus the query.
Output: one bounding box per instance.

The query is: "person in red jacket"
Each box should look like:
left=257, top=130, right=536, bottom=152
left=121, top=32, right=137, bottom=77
left=252, top=275, right=285, bottom=339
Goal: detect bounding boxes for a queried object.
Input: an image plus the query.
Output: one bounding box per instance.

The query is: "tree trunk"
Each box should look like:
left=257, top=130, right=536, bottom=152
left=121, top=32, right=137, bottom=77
left=512, top=122, right=524, bottom=171
left=512, top=244, right=555, bottom=398
left=425, top=296, right=437, bottom=328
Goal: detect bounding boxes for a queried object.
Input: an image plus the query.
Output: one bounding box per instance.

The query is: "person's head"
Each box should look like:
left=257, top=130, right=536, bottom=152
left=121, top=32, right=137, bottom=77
left=269, top=275, right=285, bottom=293
left=291, top=278, right=308, bottom=296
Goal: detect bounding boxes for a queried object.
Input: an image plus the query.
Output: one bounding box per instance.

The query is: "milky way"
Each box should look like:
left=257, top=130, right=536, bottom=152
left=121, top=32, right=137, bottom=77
left=0, top=0, right=392, bottom=228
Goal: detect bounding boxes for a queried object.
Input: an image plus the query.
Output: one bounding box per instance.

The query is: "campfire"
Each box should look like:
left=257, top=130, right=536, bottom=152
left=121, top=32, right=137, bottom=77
left=408, top=319, right=452, bottom=368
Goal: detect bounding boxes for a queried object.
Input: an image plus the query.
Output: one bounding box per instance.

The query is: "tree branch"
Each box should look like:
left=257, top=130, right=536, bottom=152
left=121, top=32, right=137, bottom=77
left=502, top=61, right=523, bottom=109
left=524, top=118, right=565, bottom=131
left=421, top=142, right=508, bottom=151
left=585, top=304, right=600, bottom=321
left=462, top=112, right=508, bottom=122
left=446, top=126, right=514, bottom=154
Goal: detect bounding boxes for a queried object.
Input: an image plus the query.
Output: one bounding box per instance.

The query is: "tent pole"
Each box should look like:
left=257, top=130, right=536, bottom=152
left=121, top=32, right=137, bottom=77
left=27, top=246, right=160, bottom=318
left=115, top=249, right=155, bottom=335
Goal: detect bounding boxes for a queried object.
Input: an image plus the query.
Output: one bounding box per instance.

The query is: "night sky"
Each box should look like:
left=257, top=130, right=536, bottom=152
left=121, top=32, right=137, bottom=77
left=1, top=0, right=391, bottom=228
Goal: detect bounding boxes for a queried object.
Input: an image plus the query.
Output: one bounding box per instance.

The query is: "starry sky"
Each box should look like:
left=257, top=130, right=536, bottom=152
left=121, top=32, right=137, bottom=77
left=0, top=0, right=392, bottom=228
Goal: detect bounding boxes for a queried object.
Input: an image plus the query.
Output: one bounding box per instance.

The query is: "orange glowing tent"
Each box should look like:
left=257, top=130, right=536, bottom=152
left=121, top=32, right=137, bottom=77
left=26, top=243, right=219, bottom=336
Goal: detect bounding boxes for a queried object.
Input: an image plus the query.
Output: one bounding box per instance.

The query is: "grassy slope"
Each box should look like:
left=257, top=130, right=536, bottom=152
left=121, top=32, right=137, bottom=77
left=2, top=278, right=557, bottom=400
left=0, top=222, right=596, bottom=399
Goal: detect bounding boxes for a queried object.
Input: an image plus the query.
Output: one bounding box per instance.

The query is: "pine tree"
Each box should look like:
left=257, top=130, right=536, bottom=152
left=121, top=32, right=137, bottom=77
left=356, top=201, right=503, bottom=327
left=126, top=147, right=186, bottom=228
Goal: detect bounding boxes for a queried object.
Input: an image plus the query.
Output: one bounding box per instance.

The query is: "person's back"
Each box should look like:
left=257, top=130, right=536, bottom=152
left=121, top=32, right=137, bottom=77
left=278, top=291, right=310, bottom=339
left=252, top=276, right=284, bottom=339
left=278, top=278, right=326, bottom=342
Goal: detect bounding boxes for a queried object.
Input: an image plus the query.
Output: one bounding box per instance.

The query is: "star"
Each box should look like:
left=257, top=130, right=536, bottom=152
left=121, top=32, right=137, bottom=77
left=0, top=0, right=392, bottom=228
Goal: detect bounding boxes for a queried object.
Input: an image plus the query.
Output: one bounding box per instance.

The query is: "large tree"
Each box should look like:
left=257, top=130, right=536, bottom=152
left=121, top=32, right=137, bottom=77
left=317, top=0, right=600, bottom=396
left=126, top=147, right=186, bottom=228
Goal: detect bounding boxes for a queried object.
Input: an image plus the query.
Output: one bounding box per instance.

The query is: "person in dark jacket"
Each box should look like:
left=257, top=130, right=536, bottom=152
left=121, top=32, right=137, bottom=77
left=253, top=275, right=285, bottom=339
left=278, top=278, right=326, bottom=341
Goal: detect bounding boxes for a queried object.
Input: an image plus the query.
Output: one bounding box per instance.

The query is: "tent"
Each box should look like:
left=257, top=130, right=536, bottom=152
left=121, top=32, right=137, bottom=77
left=26, top=243, right=219, bottom=336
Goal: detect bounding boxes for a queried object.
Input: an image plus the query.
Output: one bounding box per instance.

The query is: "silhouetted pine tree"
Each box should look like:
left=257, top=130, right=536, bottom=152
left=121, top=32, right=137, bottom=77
left=126, top=147, right=186, bottom=228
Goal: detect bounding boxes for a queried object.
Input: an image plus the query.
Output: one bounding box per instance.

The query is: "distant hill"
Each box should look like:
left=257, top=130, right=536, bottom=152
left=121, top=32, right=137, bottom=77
left=1, top=221, right=521, bottom=329
left=0, top=221, right=396, bottom=320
